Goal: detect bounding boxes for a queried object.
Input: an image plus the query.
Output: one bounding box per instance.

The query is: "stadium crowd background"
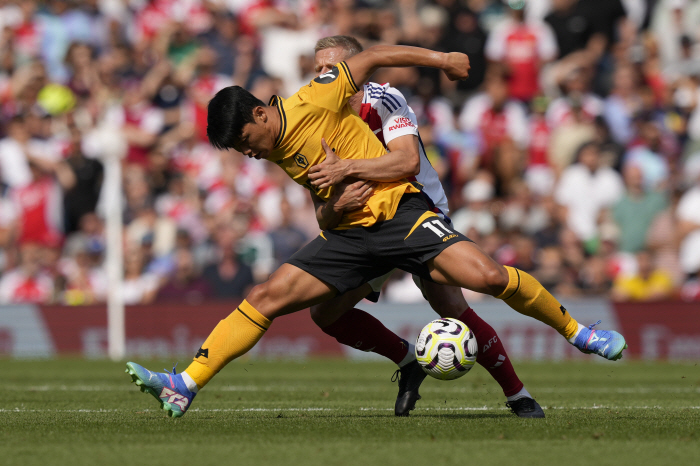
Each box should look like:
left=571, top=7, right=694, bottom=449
left=0, top=0, right=699, bottom=307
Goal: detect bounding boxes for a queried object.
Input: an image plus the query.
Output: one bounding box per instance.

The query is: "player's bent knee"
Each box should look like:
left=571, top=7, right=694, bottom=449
left=246, top=279, right=295, bottom=318
left=310, top=306, right=336, bottom=329
left=310, top=301, right=350, bottom=328
left=309, top=305, right=325, bottom=325
left=246, top=282, right=272, bottom=309
left=424, top=283, right=467, bottom=318
left=483, top=265, right=509, bottom=296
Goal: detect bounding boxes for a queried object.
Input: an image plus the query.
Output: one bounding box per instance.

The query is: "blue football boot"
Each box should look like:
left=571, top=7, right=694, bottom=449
left=125, top=362, right=196, bottom=418
left=571, top=320, right=628, bottom=361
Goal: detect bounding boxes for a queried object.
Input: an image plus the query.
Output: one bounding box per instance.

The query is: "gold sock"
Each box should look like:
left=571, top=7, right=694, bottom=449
left=184, top=300, right=271, bottom=389
left=496, top=266, right=579, bottom=339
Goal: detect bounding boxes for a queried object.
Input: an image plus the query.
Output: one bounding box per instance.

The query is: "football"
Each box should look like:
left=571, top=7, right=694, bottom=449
left=415, top=318, right=478, bottom=380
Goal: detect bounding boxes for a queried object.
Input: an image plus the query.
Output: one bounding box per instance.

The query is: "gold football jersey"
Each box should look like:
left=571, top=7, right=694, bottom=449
left=268, top=61, right=420, bottom=229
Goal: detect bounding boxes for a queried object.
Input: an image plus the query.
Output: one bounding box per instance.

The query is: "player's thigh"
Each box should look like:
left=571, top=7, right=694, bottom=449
left=427, top=241, right=509, bottom=296
left=246, top=263, right=337, bottom=319
left=310, top=282, right=373, bottom=328
left=419, top=278, right=468, bottom=319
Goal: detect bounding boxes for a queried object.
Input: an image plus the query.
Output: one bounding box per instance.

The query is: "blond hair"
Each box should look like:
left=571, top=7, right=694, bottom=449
left=314, top=35, right=363, bottom=57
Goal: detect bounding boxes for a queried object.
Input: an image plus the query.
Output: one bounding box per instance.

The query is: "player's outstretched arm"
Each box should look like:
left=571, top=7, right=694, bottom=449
left=311, top=181, right=374, bottom=230
left=309, top=136, right=420, bottom=188
left=344, top=45, right=470, bottom=88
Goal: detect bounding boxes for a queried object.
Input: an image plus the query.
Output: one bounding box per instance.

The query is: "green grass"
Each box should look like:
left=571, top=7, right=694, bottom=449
left=1, top=359, right=698, bottom=466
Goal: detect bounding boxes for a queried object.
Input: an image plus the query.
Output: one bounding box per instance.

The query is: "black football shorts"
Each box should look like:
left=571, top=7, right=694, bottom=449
left=286, top=193, right=471, bottom=295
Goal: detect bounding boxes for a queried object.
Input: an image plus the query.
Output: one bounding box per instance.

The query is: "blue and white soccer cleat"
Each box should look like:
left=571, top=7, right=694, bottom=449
left=125, top=362, right=196, bottom=418
left=572, top=320, right=628, bottom=361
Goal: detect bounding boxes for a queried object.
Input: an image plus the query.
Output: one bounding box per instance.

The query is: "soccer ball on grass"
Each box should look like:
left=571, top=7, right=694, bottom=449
left=415, top=318, right=477, bottom=380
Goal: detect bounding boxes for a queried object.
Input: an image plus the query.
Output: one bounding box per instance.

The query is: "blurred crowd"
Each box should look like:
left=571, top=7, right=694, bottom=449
left=1, top=0, right=700, bottom=307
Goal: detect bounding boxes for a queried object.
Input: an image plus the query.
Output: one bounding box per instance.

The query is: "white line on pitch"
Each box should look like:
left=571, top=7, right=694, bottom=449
left=1, top=406, right=699, bottom=413
left=7, top=385, right=700, bottom=394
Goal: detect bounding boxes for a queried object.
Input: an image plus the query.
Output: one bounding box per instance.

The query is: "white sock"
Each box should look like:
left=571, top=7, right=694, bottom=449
left=567, top=323, right=587, bottom=344
left=398, top=342, right=416, bottom=368
left=506, top=387, right=532, bottom=402
left=181, top=371, right=199, bottom=393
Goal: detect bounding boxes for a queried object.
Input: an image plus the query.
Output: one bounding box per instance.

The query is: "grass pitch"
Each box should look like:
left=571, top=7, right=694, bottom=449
left=1, top=358, right=698, bottom=466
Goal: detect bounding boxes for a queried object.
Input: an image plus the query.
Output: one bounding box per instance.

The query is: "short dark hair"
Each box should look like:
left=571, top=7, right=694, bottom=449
left=207, top=86, right=265, bottom=150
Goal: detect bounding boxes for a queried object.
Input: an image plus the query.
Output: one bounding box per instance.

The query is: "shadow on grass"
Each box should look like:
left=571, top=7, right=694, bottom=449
left=169, top=412, right=514, bottom=421
left=240, top=413, right=513, bottom=420
left=411, top=413, right=513, bottom=420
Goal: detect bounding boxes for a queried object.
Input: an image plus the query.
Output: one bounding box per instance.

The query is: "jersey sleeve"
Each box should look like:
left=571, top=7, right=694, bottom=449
left=379, top=88, right=419, bottom=145
left=296, top=61, right=359, bottom=112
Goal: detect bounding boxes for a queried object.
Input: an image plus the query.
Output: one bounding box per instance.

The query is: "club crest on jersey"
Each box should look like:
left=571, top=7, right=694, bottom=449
left=313, top=66, right=339, bottom=84
left=294, top=153, right=309, bottom=168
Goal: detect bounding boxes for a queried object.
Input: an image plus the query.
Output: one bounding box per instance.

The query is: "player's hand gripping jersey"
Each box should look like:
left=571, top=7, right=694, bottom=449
left=267, top=61, right=420, bottom=229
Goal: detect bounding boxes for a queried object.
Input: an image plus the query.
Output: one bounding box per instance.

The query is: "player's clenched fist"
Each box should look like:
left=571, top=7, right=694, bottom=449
left=442, top=52, right=470, bottom=81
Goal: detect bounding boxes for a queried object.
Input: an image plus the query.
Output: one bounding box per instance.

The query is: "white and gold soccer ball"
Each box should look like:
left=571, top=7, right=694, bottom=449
left=415, top=318, right=478, bottom=380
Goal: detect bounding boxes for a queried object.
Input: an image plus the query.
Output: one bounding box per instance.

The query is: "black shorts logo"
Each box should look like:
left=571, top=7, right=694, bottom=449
left=313, top=66, right=340, bottom=84
left=294, top=153, right=309, bottom=168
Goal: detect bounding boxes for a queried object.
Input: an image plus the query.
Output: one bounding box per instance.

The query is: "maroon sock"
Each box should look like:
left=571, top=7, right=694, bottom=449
left=458, top=307, right=524, bottom=397
left=321, top=308, right=409, bottom=365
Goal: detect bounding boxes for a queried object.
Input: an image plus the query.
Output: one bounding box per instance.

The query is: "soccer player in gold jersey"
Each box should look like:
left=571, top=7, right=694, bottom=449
left=305, top=35, right=543, bottom=418
left=126, top=43, right=627, bottom=418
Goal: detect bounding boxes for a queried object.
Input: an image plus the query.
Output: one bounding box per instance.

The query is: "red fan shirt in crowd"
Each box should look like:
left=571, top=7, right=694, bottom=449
left=11, top=176, right=63, bottom=247
left=123, top=102, right=164, bottom=166
left=134, top=0, right=212, bottom=41
left=189, top=74, right=232, bottom=142
left=0, top=268, right=53, bottom=304
left=505, top=27, right=540, bottom=101
left=528, top=114, right=550, bottom=166
left=134, top=0, right=173, bottom=42
left=238, top=1, right=317, bottom=37
left=238, top=0, right=276, bottom=37
left=485, top=19, right=557, bottom=102
left=12, top=20, right=41, bottom=59
left=479, top=108, right=509, bottom=165
left=459, top=94, right=530, bottom=165
left=171, top=142, right=222, bottom=191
